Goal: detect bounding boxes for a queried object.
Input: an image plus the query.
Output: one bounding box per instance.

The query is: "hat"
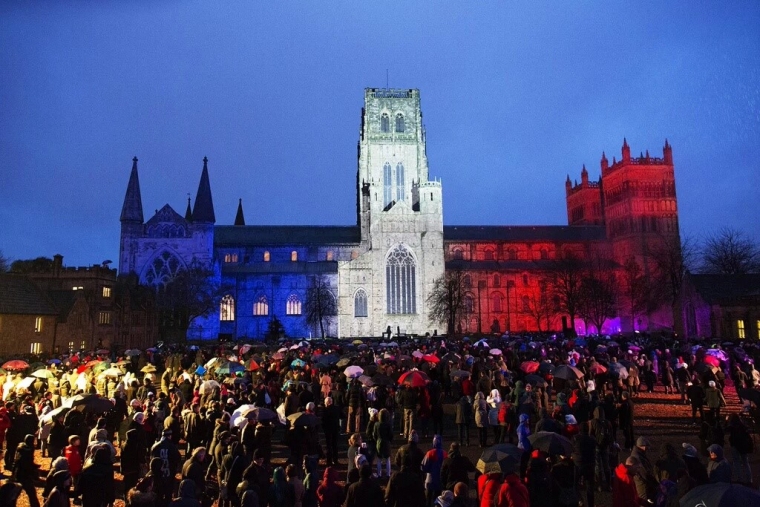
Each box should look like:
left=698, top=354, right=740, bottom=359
left=133, top=412, right=145, bottom=424
left=435, top=490, right=454, bottom=507
left=368, top=407, right=378, bottom=417
left=565, top=414, right=577, bottom=425
left=586, top=380, right=596, bottom=392
left=636, top=437, right=650, bottom=447
left=23, top=405, right=34, bottom=414
left=227, top=398, right=236, bottom=404
left=708, top=381, right=716, bottom=387
left=682, top=443, right=698, bottom=458
left=409, top=430, right=419, bottom=443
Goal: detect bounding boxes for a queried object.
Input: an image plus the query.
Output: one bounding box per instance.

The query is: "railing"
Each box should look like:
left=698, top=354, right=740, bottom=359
left=369, top=88, right=413, bottom=99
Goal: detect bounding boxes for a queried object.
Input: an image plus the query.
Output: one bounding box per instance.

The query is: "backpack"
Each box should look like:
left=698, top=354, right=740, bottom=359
left=595, top=420, right=612, bottom=448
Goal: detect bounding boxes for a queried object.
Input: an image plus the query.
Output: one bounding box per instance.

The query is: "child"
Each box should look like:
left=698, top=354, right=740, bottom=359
left=65, top=435, right=83, bottom=492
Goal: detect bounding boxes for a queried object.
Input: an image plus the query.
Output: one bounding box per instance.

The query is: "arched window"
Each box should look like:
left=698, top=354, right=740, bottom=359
left=396, top=162, right=405, bottom=202
left=522, top=295, right=530, bottom=313
left=484, top=249, right=494, bottom=261
left=220, top=295, right=235, bottom=321
left=142, top=250, right=185, bottom=287
left=326, top=250, right=334, bottom=261
left=354, top=289, right=368, bottom=318
left=540, top=249, right=548, bottom=260
left=253, top=296, right=269, bottom=316
left=464, top=295, right=474, bottom=315
left=492, top=293, right=502, bottom=313
left=508, top=248, right=517, bottom=260
left=452, top=248, right=463, bottom=260
left=286, top=294, right=302, bottom=315
left=463, top=275, right=472, bottom=288
left=493, top=274, right=500, bottom=287
left=395, top=114, right=405, bottom=133
left=291, top=251, right=298, bottom=262
left=263, top=251, right=270, bottom=262
left=386, top=245, right=417, bottom=314
left=383, top=162, right=392, bottom=207
left=380, top=114, right=390, bottom=133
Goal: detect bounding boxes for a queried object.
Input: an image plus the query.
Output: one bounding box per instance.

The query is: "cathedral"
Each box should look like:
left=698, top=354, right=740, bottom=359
left=118, top=88, right=680, bottom=341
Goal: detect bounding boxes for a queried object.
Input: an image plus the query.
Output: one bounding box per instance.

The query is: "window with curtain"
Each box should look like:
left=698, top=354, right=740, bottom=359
left=354, top=289, right=368, bottom=317
left=220, top=295, right=235, bottom=321
left=386, top=245, right=417, bottom=314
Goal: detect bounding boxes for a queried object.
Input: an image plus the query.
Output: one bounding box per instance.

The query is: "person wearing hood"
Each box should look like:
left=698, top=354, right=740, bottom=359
left=385, top=453, right=426, bottom=507
left=268, top=466, right=295, bottom=507
left=43, top=469, right=71, bottom=507
left=13, top=434, right=40, bottom=507
left=421, top=435, right=448, bottom=507
left=394, top=430, right=424, bottom=478
left=316, top=467, right=344, bottom=507
left=654, top=443, right=687, bottom=482
left=630, top=437, right=657, bottom=503
left=372, top=408, right=393, bottom=478
left=181, top=447, right=208, bottom=501
left=433, top=490, right=453, bottom=507
left=612, top=456, right=642, bottom=507
left=486, top=389, right=502, bottom=443
left=454, top=396, right=472, bottom=447
left=681, top=443, right=708, bottom=485
left=342, top=465, right=383, bottom=507
left=64, top=435, right=83, bottom=492
left=121, top=428, right=146, bottom=494
left=221, top=441, right=249, bottom=507
left=495, top=469, right=529, bottom=507
left=440, top=443, right=475, bottom=491
left=84, top=429, right=116, bottom=463
left=516, top=413, right=531, bottom=452
left=43, top=457, right=69, bottom=498
left=473, top=393, right=488, bottom=448
left=76, top=447, right=115, bottom=507
left=588, top=406, right=612, bottom=491
left=706, top=444, right=732, bottom=483
left=169, top=480, right=202, bottom=507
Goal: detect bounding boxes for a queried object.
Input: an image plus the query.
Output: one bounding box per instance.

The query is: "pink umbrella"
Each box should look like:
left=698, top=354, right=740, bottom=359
left=520, top=361, right=540, bottom=374
left=703, top=356, right=720, bottom=367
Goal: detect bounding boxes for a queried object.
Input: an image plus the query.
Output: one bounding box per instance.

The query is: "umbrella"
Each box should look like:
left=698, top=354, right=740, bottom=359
left=2, top=360, right=29, bottom=370
left=528, top=431, right=573, bottom=456
left=41, top=406, right=69, bottom=424
left=290, top=359, right=307, bottom=369
left=706, top=349, right=729, bottom=361
left=450, top=370, right=471, bottom=379
left=124, top=349, right=141, bottom=356
left=287, top=411, right=319, bottom=427
left=195, top=366, right=207, bottom=375
left=357, top=375, right=374, bottom=387
left=618, top=359, right=634, bottom=369
left=31, top=369, right=55, bottom=379
left=29, top=362, right=46, bottom=371
left=398, top=370, right=430, bottom=388
left=520, top=361, right=539, bottom=374
left=703, top=356, right=720, bottom=367
left=199, top=380, right=221, bottom=395
left=230, top=404, right=257, bottom=427
left=242, top=406, right=278, bottom=423
left=588, top=363, right=607, bottom=375
left=476, top=443, right=523, bottom=475
left=474, top=339, right=489, bottom=348
left=679, top=482, right=760, bottom=507
left=289, top=344, right=300, bottom=351
left=370, top=374, right=394, bottom=386
left=96, top=349, right=109, bottom=355
left=344, top=365, right=364, bottom=378
left=69, top=394, right=114, bottom=413
left=48, top=359, right=61, bottom=365
left=422, top=354, right=440, bottom=364
left=336, top=358, right=352, bottom=368
left=524, top=374, right=547, bottom=388
left=554, top=365, right=584, bottom=381
left=412, top=351, right=424, bottom=359
left=441, top=352, right=461, bottom=363
left=489, top=349, right=502, bottom=356
left=271, top=352, right=284, bottom=361
left=321, top=354, right=339, bottom=366
left=216, top=361, right=245, bottom=375
left=141, top=364, right=157, bottom=373
left=99, top=367, right=123, bottom=378
left=607, top=341, right=620, bottom=347
left=608, top=362, right=629, bottom=379
left=538, top=362, right=555, bottom=374
left=245, top=359, right=259, bottom=371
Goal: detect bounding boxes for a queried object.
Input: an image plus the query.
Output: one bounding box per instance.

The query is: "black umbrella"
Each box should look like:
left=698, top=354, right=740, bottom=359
left=524, top=374, right=547, bottom=388
left=69, top=394, right=114, bottom=413
left=553, top=365, right=584, bottom=381
left=336, top=358, right=352, bottom=368
left=528, top=431, right=573, bottom=456
left=538, top=362, right=555, bottom=374
left=287, top=411, right=319, bottom=428
left=679, top=482, right=760, bottom=507
left=476, top=444, right=523, bottom=475
left=242, top=406, right=278, bottom=422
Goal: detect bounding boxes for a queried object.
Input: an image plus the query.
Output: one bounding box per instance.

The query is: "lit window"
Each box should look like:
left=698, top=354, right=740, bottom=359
left=383, top=162, right=392, bottom=208
left=98, top=312, right=112, bottom=325
left=253, top=296, right=269, bottom=316
left=386, top=245, right=417, bottom=314
left=484, top=250, right=494, bottom=261
left=291, top=251, right=298, bottom=262
left=354, top=289, right=368, bottom=317
left=224, top=253, right=238, bottom=263
left=263, top=251, right=270, bottom=262
left=72, top=286, right=83, bottom=291
left=395, top=114, right=405, bottom=133
left=738, top=319, right=746, bottom=339
left=102, top=286, right=112, bottom=298
left=68, top=341, right=74, bottom=351
left=220, top=295, right=235, bottom=321
left=286, top=294, right=302, bottom=315
left=30, top=343, right=41, bottom=354
left=326, top=250, right=334, bottom=261
left=380, top=113, right=390, bottom=133
left=396, top=163, right=405, bottom=202
left=35, top=316, right=43, bottom=333
left=80, top=340, right=86, bottom=350
left=452, top=248, right=463, bottom=260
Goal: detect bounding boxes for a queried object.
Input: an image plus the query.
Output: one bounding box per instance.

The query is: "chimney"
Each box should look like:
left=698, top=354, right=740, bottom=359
left=53, top=254, right=63, bottom=277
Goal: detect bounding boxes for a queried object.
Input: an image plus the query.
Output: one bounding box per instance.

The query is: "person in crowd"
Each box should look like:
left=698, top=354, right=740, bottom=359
left=440, top=442, right=475, bottom=491
left=385, top=454, right=426, bottom=507
left=726, top=413, right=753, bottom=485
left=43, top=470, right=72, bottom=507
left=394, top=430, right=424, bottom=478
left=13, top=434, right=40, bottom=507
left=681, top=443, right=708, bottom=486
left=612, top=456, right=642, bottom=507
left=322, top=398, right=341, bottom=467
left=473, top=393, right=488, bottom=448
left=76, top=447, right=115, bottom=507
left=654, top=443, right=687, bottom=482
left=421, top=435, right=447, bottom=507
left=494, top=468, right=529, bottom=507
left=316, top=467, right=343, bottom=507
left=342, top=465, right=383, bottom=507
left=706, top=444, right=732, bottom=483
left=454, top=396, right=471, bottom=447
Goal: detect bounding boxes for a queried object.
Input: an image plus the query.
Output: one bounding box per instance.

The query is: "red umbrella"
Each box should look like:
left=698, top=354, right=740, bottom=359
left=2, top=360, right=29, bottom=371
left=422, top=354, right=440, bottom=364
left=520, top=361, right=539, bottom=374
left=703, top=356, right=720, bottom=367
left=588, top=363, right=607, bottom=375
left=398, top=370, right=430, bottom=388
left=246, top=359, right=259, bottom=371
left=84, top=360, right=102, bottom=369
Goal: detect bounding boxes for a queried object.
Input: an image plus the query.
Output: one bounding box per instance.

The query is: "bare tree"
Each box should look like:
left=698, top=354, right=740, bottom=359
left=701, top=227, right=760, bottom=275
left=577, top=256, right=618, bottom=334
left=648, top=233, right=698, bottom=335
left=621, top=257, right=651, bottom=330
left=10, top=256, right=53, bottom=273
left=548, top=253, right=585, bottom=334
left=304, top=275, right=337, bottom=338
left=0, top=251, right=9, bottom=273
left=427, top=270, right=467, bottom=335
left=525, top=288, right=555, bottom=332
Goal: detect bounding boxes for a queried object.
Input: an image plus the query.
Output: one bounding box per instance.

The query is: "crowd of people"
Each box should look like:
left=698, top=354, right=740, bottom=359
left=0, top=334, right=756, bottom=507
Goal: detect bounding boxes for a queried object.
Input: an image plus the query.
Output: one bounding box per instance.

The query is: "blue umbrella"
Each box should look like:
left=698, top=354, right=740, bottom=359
left=195, top=366, right=207, bottom=375
left=291, top=359, right=307, bottom=368
left=216, top=361, right=244, bottom=375
left=48, top=359, right=61, bottom=365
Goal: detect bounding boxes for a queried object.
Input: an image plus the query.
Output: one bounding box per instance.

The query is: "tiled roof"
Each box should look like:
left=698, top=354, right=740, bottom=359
left=215, top=226, right=361, bottom=247
left=689, top=273, right=760, bottom=303
left=443, top=225, right=607, bottom=242
left=0, top=275, right=59, bottom=316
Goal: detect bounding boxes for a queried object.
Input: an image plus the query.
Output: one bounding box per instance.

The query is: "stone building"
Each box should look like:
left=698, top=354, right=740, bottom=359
left=682, top=273, right=760, bottom=340
left=118, top=87, right=680, bottom=340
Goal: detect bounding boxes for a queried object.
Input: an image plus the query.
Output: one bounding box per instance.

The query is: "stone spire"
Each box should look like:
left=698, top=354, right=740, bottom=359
left=184, top=196, right=193, bottom=221
left=234, top=198, right=246, bottom=226
left=192, top=157, right=216, bottom=223
left=120, top=156, right=144, bottom=223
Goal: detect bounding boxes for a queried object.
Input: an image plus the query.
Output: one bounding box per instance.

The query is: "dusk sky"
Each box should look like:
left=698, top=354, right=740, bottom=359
left=1, top=1, right=759, bottom=268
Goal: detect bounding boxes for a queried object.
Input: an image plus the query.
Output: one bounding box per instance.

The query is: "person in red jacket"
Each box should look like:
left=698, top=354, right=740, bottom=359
left=477, top=472, right=502, bottom=507
left=0, top=406, right=11, bottom=451
left=613, top=456, right=644, bottom=507
left=64, top=435, right=83, bottom=489
left=495, top=471, right=529, bottom=507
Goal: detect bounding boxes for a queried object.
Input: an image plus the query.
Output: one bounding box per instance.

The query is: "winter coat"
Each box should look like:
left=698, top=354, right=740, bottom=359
left=654, top=449, right=687, bottom=482
left=683, top=455, right=708, bottom=485
left=421, top=440, right=447, bottom=489
left=706, top=446, right=732, bottom=483
left=704, top=387, right=725, bottom=409
left=440, top=450, right=476, bottom=490
left=76, top=448, right=115, bottom=507
left=394, top=442, right=424, bottom=476
left=373, top=421, right=392, bottom=459
left=474, top=394, right=488, bottom=428
left=495, top=473, right=529, bottom=507
left=342, top=478, right=384, bottom=507
left=455, top=397, right=472, bottom=425
left=384, top=467, right=426, bottom=507
left=169, top=480, right=202, bottom=507
left=612, top=463, right=640, bottom=507
left=477, top=473, right=502, bottom=507
left=65, top=445, right=83, bottom=477
left=12, top=437, right=38, bottom=482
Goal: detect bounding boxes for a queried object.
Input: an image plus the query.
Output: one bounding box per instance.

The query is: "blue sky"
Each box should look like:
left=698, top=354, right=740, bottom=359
left=1, top=1, right=758, bottom=267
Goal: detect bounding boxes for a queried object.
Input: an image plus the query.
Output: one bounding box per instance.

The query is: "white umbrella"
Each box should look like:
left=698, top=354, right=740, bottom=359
left=17, top=377, right=35, bottom=390
left=199, top=379, right=221, bottom=395
left=124, top=349, right=141, bottom=356
left=239, top=344, right=252, bottom=355
left=412, top=351, right=424, bottom=359
left=474, top=339, right=489, bottom=348
left=289, top=344, right=300, bottom=350
left=98, top=367, right=123, bottom=378
left=205, top=357, right=220, bottom=368
left=230, top=404, right=257, bottom=428
left=32, top=369, right=55, bottom=379
left=298, top=341, right=310, bottom=348
left=489, top=349, right=502, bottom=356
left=278, top=347, right=288, bottom=353
left=344, top=365, right=364, bottom=378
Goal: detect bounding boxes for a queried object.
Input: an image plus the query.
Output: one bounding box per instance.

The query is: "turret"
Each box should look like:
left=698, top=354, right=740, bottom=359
left=184, top=197, right=193, bottom=222
left=663, top=139, right=673, bottom=165
left=600, top=151, right=608, bottom=172
left=622, top=138, right=631, bottom=162
left=120, top=157, right=144, bottom=223
left=234, top=199, right=246, bottom=226
left=565, top=174, right=572, bottom=194
left=581, top=164, right=589, bottom=185
left=192, top=157, right=216, bottom=223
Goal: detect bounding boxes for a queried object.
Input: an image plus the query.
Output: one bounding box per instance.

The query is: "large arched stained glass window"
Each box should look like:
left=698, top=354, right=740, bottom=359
left=286, top=294, right=302, bottom=315
left=142, top=250, right=185, bottom=287
left=220, top=295, right=235, bottom=321
left=386, top=245, right=416, bottom=314
left=383, top=163, right=392, bottom=208
left=396, top=163, right=405, bottom=202
left=253, top=295, right=269, bottom=316
left=354, top=289, right=368, bottom=318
